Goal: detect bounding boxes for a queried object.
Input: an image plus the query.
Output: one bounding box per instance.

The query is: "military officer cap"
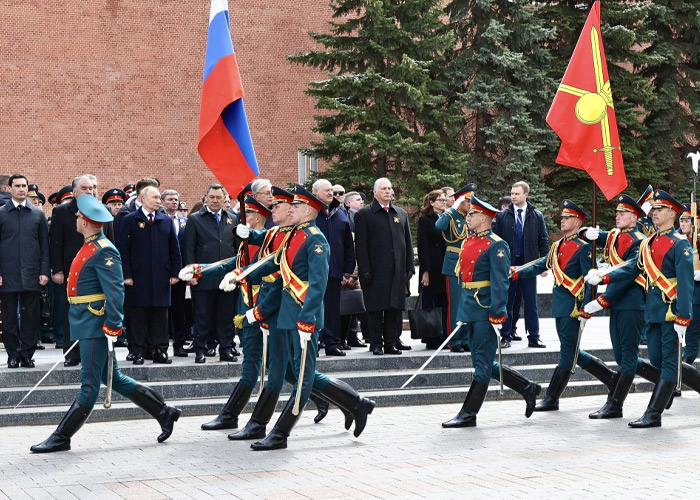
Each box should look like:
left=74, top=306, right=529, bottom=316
left=680, top=203, right=692, bottom=220
left=58, top=185, right=74, bottom=203
left=27, top=184, right=40, bottom=198
left=245, top=195, right=271, bottom=217
left=178, top=201, right=188, bottom=211
left=37, top=192, right=46, bottom=205
left=123, top=184, right=135, bottom=196
left=454, top=183, right=477, bottom=198
left=102, top=188, right=126, bottom=205
left=652, top=189, right=684, bottom=215
left=637, top=184, right=654, bottom=206
left=468, top=195, right=500, bottom=219
left=271, top=186, right=294, bottom=206
left=292, top=184, right=327, bottom=213
left=77, top=191, right=114, bottom=225
left=48, top=192, right=58, bottom=205
left=560, top=199, right=588, bottom=221
left=615, top=194, right=644, bottom=218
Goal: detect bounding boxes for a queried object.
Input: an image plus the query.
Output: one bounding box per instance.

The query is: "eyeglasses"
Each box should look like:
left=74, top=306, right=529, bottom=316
left=333, top=191, right=345, bottom=196
left=435, top=198, right=447, bottom=203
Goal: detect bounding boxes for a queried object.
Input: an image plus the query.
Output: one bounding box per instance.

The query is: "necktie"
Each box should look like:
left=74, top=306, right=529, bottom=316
left=215, top=212, right=220, bottom=226
left=515, top=208, right=524, bottom=256
left=517, top=209, right=524, bottom=231
left=383, top=206, right=389, bottom=212
left=148, top=213, right=154, bottom=225
left=172, top=215, right=179, bottom=235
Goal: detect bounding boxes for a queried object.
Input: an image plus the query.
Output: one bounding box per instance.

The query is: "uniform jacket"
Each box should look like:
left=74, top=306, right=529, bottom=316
left=0, top=201, right=50, bottom=292
left=118, top=208, right=181, bottom=307
left=417, top=212, right=446, bottom=295
left=492, top=201, right=549, bottom=264
left=435, top=206, right=468, bottom=276
left=354, top=199, right=414, bottom=311
left=315, top=199, right=355, bottom=279
left=66, top=233, right=124, bottom=340
left=593, top=228, right=645, bottom=311
left=182, top=206, right=239, bottom=290
left=456, top=229, right=510, bottom=323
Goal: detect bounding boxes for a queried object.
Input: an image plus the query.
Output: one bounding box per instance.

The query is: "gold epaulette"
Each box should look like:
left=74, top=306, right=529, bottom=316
left=307, top=226, right=319, bottom=235
left=97, top=239, right=110, bottom=248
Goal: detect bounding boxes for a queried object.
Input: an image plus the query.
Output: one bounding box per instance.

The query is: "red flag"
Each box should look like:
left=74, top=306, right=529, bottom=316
left=546, top=1, right=626, bottom=200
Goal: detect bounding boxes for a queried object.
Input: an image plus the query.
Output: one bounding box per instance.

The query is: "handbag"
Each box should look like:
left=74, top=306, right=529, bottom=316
left=408, top=288, right=443, bottom=340
left=339, top=288, right=365, bottom=316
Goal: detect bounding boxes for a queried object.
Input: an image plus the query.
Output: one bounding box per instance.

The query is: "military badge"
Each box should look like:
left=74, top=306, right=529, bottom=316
left=180, top=219, right=186, bottom=227
left=314, top=244, right=324, bottom=254
left=138, top=221, right=146, bottom=229
left=226, top=218, right=232, bottom=224
left=105, top=258, right=114, bottom=268
left=497, top=249, right=505, bottom=259
left=684, top=248, right=691, bottom=257
left=393, top=217, right=400, bottom=224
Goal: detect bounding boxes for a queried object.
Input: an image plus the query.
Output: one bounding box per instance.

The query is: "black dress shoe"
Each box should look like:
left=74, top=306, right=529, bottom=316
left=126, top=352, right=136, bottom=361
left=219, top=350, right=237, bottom=362
left=63, top=359, right=80, bottom=367
left=20, top=358, right=35, bottom=368
left=384, top=346, right=402, bottom=355
left=195, top=352, right=206, bottom=364
left=511, top=333, right=523, bottom=341
left=325, top=346, right=347, bottom=357
left=36, top=344, right=45, bottom=350
left=206, top=348, right=216, bottom=357
left=55, top=343, right=64, bottom=349
left=450, top=345, right=464, bottom=353
left=528, top=339, right=546, bottom=348
left=347, top=339, right=366, bottom=348
left=340, top=342, right=351, bottom=351
left=8, top=358, right=19, bottom=369
left=133, top=355, right=144, bottom=365
left=152, top=351, right=172, bottom=364
left=372, top=347, right=383, bottom=355
left=114, top=339, right=129, bottom=348
left=396, top=339, right=412, bottom=351
left=173, top=346, right=189, bottom=357
left=231, top=347, right=241, bottom=357
left=143, top=350, right=154, bottom=361
left=500, top=339, right=511, bottom=349
left=319, top=341, right=326, bottom=349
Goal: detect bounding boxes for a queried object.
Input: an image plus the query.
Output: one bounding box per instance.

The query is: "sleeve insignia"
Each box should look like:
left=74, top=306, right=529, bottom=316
left=138, top=221, right=146, bottom=229
left=105, top=257, right=115, bottom=268
left=496, top=249, right=505, bottom=259
left=393, top=217, right=400, bottom=224
left=314, top=244, right=324, bottom=254
left=684, top=247, right=691, bottom=257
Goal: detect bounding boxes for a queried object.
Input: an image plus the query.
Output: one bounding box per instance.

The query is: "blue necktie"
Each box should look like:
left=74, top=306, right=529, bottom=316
left=215, top=212, right=220, bottom=226
left=515, top=209, right=524, bottom=256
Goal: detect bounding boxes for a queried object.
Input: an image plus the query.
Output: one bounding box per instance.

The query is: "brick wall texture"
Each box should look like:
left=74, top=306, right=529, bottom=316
left=1, top=0, right=330, bottom=211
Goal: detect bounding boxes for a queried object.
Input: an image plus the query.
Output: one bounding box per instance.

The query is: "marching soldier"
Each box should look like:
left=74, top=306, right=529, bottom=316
left=435, top=183, right=476, bottom=352
left=679, top=204, right=700, bottom=364
left=511, top=200, right=615, bottom=412
left=586, top=190, right=693, bottom=427
left=442, top=196, right=541, bottom=428
left=31, top=194, right=180, bottom=453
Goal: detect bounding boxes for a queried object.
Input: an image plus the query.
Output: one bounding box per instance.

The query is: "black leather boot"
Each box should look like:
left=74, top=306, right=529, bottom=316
left=310, top=390, right=355, bottom=429
left=201, top=383, right=253, bottom=430
left=583, top=356, right=616, bottom=391
left=629, top=379, right=676, bottom=428
left=128, top=384, right=181, bottom=442
left=442, top=380, right=489, bottom=428
left=309, top=393, right=330, bottom=423
left=30, top=400, right=92, bottom=453
left=251, top=398, right=301, bottom=450
left=681, top=362, right=700, bottom=394
left=589, top=371, right=634, bottom=419
left=535, top=366, right=571, bottom=412
left=229, top=389, right=279, bottom=440
left=500, top=366, right=542, bottom=418
left=636, top=358, right=675, bottom=409
left=318, top=378, right=375, bottom=437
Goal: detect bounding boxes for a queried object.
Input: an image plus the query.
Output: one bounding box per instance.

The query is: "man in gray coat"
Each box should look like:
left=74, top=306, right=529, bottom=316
left=0, top=174, right=50, bottom=368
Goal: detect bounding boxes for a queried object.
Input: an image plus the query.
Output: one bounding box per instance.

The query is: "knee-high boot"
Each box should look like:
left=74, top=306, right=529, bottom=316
left=628, top=379, right=676, bottom=428
left=535, top=366, right=571, bottom=412
left=201, top=383, right=254, bottom=430
left=229, top=388, right=280, bottom=440
left=30, top=400, right=92, bottom=453
left=442, top=380, right=489, bottom=428
left=636, top=358, right=675, bottom=409
left=128, top=383, right=181, bottom=442
left=500, top=366, right=541, bottom=418
left=250, top=397, right=301, bottom=451
left=308, top=391, right=355, bottom=428
left=316, top=378, right=376, bottom=437
left=582, top=356, right=616, bottom=391
left=589, top=371, right=635, bottom=419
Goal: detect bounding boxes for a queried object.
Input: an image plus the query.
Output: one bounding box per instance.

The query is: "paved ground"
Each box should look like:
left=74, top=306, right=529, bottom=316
left=3, top=388, right=700, bottom=500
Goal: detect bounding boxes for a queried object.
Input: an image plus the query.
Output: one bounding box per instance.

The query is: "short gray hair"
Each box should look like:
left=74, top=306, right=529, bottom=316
left=161, top=189, right=179, bottom=200
left=251, top=178, right=272, bottom=194
left=373, top=177, right=391, bottom=191
left=141, top=185, right=160, bottom=199
left=72, top=175, right=93, bottom=190
left=312, top=179, right=331, bottom=194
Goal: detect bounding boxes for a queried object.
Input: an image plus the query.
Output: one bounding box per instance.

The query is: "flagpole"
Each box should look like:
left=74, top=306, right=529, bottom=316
left=238, top=191, right=254, bottom=306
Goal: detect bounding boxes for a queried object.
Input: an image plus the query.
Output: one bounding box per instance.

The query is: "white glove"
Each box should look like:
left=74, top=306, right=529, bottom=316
left=674, top=323, right=687, bottom=343
left=584, top=268, right=603, bottom=286
left=236, top=223, right=250, bottom=239
left=641, top=201, right=652, bottom=216
left=104, top=334, right=117, bottom=345
left=245, top=308, right=257, bottom=325
left=298, top=329, right=312, bottom=343
left=583, top=300, right=604, bottom=315
left=453, top=195, right=467, bottom=208
left=694, top=270, right=700, bottom=282
left=178, top=265, right=195, bottom=281
left=219, top=271, right=239, bottom=291
left=584, top=226, right=600, bottom=241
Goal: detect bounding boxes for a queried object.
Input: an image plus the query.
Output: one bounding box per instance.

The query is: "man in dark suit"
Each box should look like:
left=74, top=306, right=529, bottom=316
left=182, top=183, right=239, bottom=363
left=49, top=175, right=114, bottom=366
left=0, top=174, right=50, bottom=368
left=118, top=186, right=181, bottom=364
left=354, top=177, right=414, bottom=355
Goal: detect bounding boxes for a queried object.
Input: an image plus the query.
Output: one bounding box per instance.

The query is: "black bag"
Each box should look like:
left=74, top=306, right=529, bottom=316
left=340, top=289, right=365, bottom=316
left=408, top=289, right=443, bottom=340
left=40, top=287, right=51, bottom=319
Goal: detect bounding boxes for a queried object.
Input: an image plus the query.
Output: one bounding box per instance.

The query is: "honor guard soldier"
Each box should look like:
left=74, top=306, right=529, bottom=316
left=636, top=185, right=656, bottom=237
left=512, top=200, right=615, bottom=412
left=679, top=204, right=700, bottom=364
left=31, top=194, right=180, bottom=453
left=587, top=190, right=695, bottom=427
left=123, top=184, right=135, bottom=198
left=435, top=183, right=476, bottom=352
left=442, top=196, right=541, bottom=428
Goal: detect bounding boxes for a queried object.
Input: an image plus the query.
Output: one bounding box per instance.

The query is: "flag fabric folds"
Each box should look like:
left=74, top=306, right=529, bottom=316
left=198, top=0, right=259, bottom=196
left=546, top=1, right=626, bottom=200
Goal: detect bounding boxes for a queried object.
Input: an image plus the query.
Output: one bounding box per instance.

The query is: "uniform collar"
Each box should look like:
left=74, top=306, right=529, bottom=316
left=475, top=228, right=491, bottom=237
left=657, top=227, right=674, bottom=237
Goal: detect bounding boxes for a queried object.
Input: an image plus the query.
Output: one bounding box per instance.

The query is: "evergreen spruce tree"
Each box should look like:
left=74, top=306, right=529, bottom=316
left=288, top=0, right=467, bottom=207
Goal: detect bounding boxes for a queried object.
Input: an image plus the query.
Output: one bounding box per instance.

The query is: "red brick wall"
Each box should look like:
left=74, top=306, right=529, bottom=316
left=1, top=0, right=330, bottom=213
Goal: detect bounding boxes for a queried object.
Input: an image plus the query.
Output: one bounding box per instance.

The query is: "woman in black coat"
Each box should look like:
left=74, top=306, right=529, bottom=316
left=417, top=189, right=449, bottom=348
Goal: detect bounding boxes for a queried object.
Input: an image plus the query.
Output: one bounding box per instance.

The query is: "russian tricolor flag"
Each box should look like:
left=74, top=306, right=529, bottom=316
left=198, top=0, right=259, bottom=195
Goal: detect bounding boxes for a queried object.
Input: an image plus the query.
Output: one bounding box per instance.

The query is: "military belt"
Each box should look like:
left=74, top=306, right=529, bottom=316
left=67, top=293, right=106, bottom=304
left=446, top=246, right=461, bottom=253
left=462, top=280, right=490, bottom=289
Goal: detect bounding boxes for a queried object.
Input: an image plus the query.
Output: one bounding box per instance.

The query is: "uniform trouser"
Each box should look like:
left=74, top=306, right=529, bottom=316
left=61, top=283, right=81, bottom=362
left=445, top=275, right=468, bottom=346
left=0, top=291, right=40, bottom=361
left=366, top=309, right=402, bottom=349
left=191, top=287, right=236, bottom=354
left=683, top=304, right=700, bottom=363
left=462, top=320, right=498, bottom=383
left=320, top=278, right=342, bottom=350
left=554, top=316, right=598, bottom=372
left=502, top=258, right=540, bottom=341
left=76, top=337, right=138, bottom=407
left=238, top=324, right=264, bottom=389
left=647, top=322, right=680, bottom=382
left=609, top=309, right=643, bottom=375
left=129, top=306, right=169, bottom=355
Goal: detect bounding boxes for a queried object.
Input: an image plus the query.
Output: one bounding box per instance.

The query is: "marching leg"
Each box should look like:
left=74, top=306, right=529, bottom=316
left=316, top=378, right=376, bottom=437
left=589, top=371, right=634, bottom=419
left=442, top=381, right=489, bottom=428
left=628, top=379, right=676, bottom=428
left=229, top=389, right=280, bottom=440
left=579, top=353, right=617, bottom=392
left=498, top=365, right=541, bottom=418
left=201, top=383, right=254, bottom=430
left=30, top=400, right=92, bottom=453
left=251, top=398, right=301, bottom=451
left=636, top=358, right=675, bottom=410
left=308, top=393, right=330, bottom=424
left=128, top=383, right=181, bottom=442
left=534, top=366, right=571, bottom=412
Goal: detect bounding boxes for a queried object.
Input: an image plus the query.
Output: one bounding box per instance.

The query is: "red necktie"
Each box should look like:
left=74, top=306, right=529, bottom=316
left=148, top=213, right=154, bottom=225
left=383, top=206, right=389, bottom=212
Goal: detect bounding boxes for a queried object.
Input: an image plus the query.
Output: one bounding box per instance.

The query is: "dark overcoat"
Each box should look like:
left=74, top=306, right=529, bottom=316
left=0, top=201, right=50, bottom=292
left=118, top=208, right=181, bottom=307
left=417, top=212, right=446, bottom=295
left=354, top=199, right=414, bottom=311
